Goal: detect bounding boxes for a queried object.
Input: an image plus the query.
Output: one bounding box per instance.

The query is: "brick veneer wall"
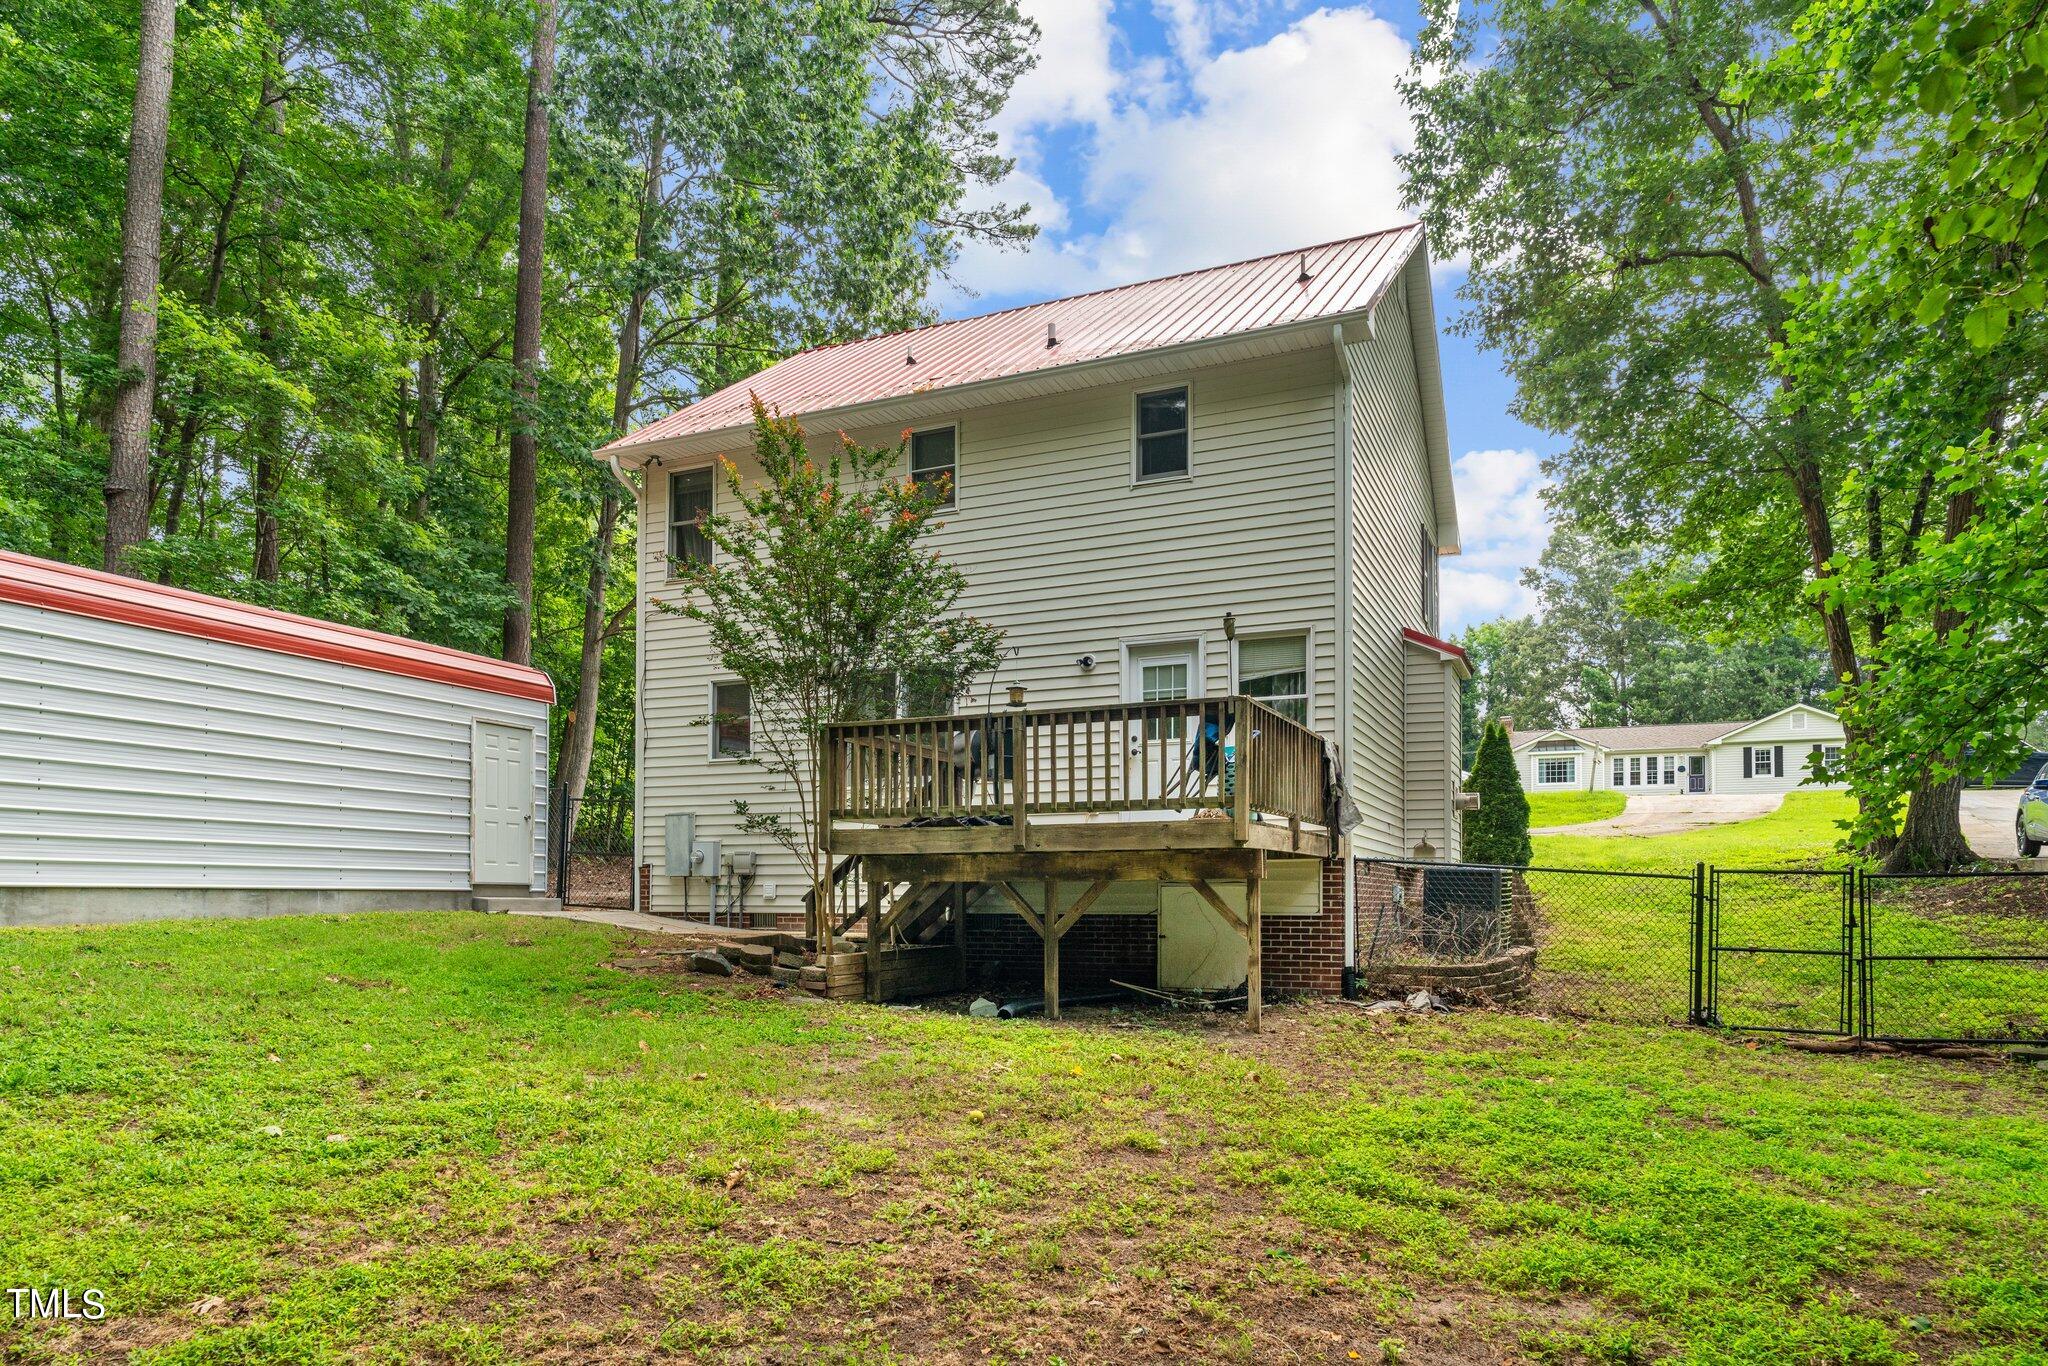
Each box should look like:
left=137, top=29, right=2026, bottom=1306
left=965, top=912, right=1159, bottom=993
left=1256, top=857, right=1351, bottom=996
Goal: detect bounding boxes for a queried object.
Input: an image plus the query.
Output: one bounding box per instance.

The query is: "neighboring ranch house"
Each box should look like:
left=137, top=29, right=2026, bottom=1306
left=0, top=549, right=554, bottom=927
left=603, top=225, right=1467, bottom=1015
left=1507, top=704, right=1848, bottom=797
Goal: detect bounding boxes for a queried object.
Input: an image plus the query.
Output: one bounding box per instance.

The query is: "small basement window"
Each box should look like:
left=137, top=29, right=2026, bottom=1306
left=1239, top=634, right=1308, bottom=724
left=910, top=426, right=956, bottom=507
left=1135, top=386, right=1190, bottom=481
left=712, top=681, right=751, bottom=758
left=669, top=468, right=713, bottom=569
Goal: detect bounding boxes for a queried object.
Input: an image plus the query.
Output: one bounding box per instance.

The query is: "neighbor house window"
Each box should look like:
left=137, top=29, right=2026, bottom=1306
left=1751, top=746, right=1775, bottom=776
left=1629, top=757, right=1642, bottom=785
left=669, top=468, right=713, bottom=569
left=1613, top=757, right=1625, bottom=786
left=1539, top=758, right=1575, bottom=785
left=1823, top=744, right=1842, bottom=765
left=1645, top=756, right=1660, bottom=786
left=1239, top=634, right=1309, bottom=724
left=712, top=681, right=751, bottom=758
left=910, top=426, right=956, bottom=508
left=1664, top=756, right=1677, bottom=784
left=1135, top=386, right=1190, bottom=480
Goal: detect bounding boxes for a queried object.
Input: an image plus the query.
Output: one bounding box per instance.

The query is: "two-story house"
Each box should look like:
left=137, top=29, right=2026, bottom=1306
left=602, top=225, right=1466, bottom=1018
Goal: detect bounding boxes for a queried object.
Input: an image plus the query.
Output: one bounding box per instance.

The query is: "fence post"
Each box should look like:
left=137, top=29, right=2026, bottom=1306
left=1688, top=861, right=1706, bottom=1025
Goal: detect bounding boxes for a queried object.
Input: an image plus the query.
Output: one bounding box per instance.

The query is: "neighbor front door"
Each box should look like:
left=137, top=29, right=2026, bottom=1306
left=472, top=722, right=534, bottom=886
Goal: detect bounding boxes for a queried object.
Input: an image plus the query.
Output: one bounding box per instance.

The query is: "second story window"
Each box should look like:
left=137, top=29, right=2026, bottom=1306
left=910, top=426, right=956, bottom=507
left=669, top=468, right=713, bottom=571
left=1135, top=386, right=1189, bottom=481
left=712, top=681, right=751, bottom=758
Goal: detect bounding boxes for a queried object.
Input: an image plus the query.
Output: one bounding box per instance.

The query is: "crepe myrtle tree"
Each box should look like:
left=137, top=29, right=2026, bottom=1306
left=664, top=398, right=1004, bottom=942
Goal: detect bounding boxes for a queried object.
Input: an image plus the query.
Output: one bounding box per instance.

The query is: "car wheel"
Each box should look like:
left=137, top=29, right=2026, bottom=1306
left=2019, top=815, right=2043, bottom=859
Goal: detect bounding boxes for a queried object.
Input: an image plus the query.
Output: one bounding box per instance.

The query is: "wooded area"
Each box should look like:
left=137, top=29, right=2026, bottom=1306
left=0, top=0, right=1036, bottom=806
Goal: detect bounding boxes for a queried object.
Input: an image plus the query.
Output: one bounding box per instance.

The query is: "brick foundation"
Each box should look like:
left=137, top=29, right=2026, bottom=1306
left=965, top=912, right=1157, bottom=993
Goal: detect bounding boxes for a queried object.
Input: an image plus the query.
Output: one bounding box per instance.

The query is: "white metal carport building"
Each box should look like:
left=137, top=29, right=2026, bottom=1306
left=0, top=549, right=554, bottom=926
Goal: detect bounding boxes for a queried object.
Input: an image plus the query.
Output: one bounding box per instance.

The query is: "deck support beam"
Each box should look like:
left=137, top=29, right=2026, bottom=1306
left=864, top=877, right=884, bottom=1003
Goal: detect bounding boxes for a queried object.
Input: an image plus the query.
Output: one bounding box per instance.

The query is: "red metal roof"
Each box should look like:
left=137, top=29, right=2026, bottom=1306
left=607, top=224, right=1424, bottom=452
left=1401, top=627, right=1471, bottom=667
left=0, top=549, right=556, bottom=704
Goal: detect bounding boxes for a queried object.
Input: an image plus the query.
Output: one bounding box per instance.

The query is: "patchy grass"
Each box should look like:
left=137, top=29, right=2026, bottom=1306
left=1526, top=791, right=1626, bottom=829
left=2, top=912, right=2045, bottom=1363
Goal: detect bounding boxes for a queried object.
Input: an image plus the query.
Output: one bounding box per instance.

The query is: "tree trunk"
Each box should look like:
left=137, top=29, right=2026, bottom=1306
left=557, top=122, right=661, bottom=810
left=103, top=0, right=177, bottom=575
left=252, top=64, right=286, bottom=583
left=502, top=0, right=557, bottom=665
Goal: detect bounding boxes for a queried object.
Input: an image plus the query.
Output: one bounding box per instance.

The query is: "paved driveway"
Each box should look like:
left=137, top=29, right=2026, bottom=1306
left=1962, top=787, right=2024, bottom=862
left=1533, top=792, right=1785, bottom=838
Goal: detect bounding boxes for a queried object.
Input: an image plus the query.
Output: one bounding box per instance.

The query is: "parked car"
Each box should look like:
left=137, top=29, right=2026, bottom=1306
left=2018, top=773, right=2048, bottom=857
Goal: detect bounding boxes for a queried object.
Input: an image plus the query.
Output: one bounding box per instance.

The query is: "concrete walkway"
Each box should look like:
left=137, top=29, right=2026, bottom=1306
left=1533, top=792, right=1784, bottom=838
left=506, top=905, right=777, bottom=938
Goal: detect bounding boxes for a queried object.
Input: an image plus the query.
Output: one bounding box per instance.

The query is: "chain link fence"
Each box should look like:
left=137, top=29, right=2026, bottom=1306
left=1860, top=870, right=2048, bottom=1045
left=550, top=788, right=633, bottom=909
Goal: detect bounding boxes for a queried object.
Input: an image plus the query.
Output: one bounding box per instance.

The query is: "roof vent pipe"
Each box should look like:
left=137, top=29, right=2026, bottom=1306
left=1298, top=252, right=1312, bottom=284
left=1046, top=321, right=1058, bottom=348
left=904, top=344, right=916, bottom=366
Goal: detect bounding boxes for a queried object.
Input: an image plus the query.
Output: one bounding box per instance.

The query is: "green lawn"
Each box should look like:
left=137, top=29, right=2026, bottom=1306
left=1534, top=789, right=1857, bottom=872
left=3, top=911, right=2046, bottom=1363
left=1526, top=790, right=1626, bottom=828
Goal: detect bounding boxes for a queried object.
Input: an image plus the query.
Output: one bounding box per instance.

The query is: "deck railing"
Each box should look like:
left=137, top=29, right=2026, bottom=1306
left=819, top=695, right=1327, bottom=842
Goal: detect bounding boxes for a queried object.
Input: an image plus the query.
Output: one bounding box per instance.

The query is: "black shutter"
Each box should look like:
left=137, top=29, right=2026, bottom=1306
left=1742, top=747, right=1753, bottom=778
left=1774, top=745, right=1784, bottom=778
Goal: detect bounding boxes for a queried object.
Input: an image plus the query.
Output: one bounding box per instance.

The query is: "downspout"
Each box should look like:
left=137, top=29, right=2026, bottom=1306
left=1332, top=323, right=1357, bottom=977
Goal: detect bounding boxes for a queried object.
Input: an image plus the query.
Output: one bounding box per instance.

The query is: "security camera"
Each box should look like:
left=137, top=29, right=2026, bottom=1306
left=1076, top=654, right=1096, bottom=671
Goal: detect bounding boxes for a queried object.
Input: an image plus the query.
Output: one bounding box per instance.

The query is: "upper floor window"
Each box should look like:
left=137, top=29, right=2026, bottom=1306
left=669, top=468, right=713, bottom=570
left=1135, top=386, right=1189, bottom=481
left=910, top=426, right=956, bottom=508
left=1238, top=634, right=1308, bottom=724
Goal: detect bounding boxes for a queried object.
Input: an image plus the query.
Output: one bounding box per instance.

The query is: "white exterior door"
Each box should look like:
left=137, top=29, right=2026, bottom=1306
left=1124, top=641, right=1199, bottom=808
left=472, top=722, right=533, bottom=886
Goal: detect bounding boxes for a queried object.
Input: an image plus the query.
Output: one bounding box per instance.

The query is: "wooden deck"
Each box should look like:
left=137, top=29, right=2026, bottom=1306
left=814, top=696, right=1334, bottom=1026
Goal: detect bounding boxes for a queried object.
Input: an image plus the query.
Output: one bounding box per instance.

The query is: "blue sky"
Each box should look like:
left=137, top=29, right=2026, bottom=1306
left=932, top=0, right=1559, bottom=634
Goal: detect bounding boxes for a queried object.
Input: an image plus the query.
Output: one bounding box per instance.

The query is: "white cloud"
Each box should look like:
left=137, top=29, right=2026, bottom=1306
left=943, top=4, right=1422, bottom=305
left=1442, top=447, right=1552, bottom=632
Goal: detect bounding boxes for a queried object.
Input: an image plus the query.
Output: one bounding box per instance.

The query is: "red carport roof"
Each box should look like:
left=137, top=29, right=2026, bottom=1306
left=0, top=549, right=556, bottom=704
left=605, top=223, right=1424, bottom=453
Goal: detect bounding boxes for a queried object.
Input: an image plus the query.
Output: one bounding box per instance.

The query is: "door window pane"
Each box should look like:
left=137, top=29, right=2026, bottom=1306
left=1140, top=658, right=1190, bottom=739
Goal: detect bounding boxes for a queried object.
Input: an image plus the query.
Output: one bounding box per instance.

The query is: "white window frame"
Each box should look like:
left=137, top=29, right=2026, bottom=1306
left=708, top=679, right=752, bottom=762
left=908, top=423, right=959, bottom=510
left=1612, top=757, right=1625, bottom=787
left=1752, top=745, right=1775, bottom=777
left=1131, top=379, right=1195, bottom=486
left=1230, top=629, right=1313, bottom=729
left=1790, top=711, right=1808, bottom=732
left=1664, top=755, right=1677, bottom=784
left=666, top=465, right=715, bottom=580
left=1538, top=757, right=1576, bottom=786
left=1629, top=756, right=1642, bottom=786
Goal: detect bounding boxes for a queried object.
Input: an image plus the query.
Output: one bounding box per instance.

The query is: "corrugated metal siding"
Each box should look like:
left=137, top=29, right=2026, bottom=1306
left=613, top=228, right=1419, bottom=453
left=0, top=601, right=547, bottom=891
left=1342, top=285, right=1439, bottom=859
left=637, top=348, right=1344, bottom=911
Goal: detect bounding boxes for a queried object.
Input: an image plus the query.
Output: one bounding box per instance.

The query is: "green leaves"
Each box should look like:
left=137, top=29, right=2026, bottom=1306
left=1960, top=300, right=2010, bottom=348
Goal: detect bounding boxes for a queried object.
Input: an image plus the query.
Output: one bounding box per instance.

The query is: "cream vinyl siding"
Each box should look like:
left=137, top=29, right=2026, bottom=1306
left=635, top=347, right=1343, bottom=913
left=0, top=599, right=548, bottom=892
left=1342, top=284, right=1440, bottom=857
left=1401, top=643, right=1462, bottom=858
left=1707, top=708, right=1849, bottom=794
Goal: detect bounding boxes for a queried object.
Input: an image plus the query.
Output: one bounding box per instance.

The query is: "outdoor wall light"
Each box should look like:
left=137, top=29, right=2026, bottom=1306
left=1076, top=654, right=1096, bottom=672
left=1222, top=610, right=1237, bottom=640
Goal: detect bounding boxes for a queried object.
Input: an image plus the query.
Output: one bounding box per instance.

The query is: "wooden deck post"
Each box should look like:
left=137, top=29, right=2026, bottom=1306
left=1012, top=715, right=1030, bottom=849
left=952, top=882, right=968, bottom=989
left=1231, top=699, right=1252, bottom=845
left=1245, top=867, right=1263, bottom=1031
left=1042, top=878, right=1060, bottom=1020
left=864, top=877, right=883, bottom=1003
